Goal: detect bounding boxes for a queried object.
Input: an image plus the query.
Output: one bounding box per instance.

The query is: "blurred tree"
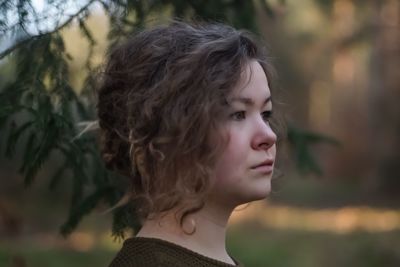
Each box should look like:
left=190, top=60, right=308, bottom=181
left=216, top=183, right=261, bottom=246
left=369, top=0, right=400, bottom=195
left=0, top=0, right=334, bottom=237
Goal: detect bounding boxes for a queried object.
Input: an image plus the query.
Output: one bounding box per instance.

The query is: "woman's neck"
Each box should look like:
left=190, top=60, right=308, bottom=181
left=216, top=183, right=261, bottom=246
left=136, top=201, right=235, bottom=265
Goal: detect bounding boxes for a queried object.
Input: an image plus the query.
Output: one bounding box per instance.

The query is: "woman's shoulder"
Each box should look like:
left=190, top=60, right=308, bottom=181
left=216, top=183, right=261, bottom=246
left=107, top=237, right=160, bottom=267
left=107, top=237, right=244, bottom=267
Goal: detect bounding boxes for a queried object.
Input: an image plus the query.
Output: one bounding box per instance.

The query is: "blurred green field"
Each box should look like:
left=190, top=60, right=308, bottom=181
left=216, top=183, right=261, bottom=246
left=1, top=172, right=399, bottom=267
left=0, top=248, right=114, bottom=267
left=2, top=226, right=400, bottom=267
left=228, top=226, right=400, bottom=267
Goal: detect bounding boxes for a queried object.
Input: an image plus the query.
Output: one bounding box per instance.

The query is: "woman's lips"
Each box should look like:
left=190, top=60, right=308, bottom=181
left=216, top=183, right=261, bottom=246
left=251, top=159, right=274, bottom=174
left=251, top=164, right=274, bottom=174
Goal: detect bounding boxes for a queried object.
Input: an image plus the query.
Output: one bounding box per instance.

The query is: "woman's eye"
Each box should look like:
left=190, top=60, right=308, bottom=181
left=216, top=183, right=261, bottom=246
left=230, top=111, right=246, bottom=121
left=262, top=110, right=273, bottom=122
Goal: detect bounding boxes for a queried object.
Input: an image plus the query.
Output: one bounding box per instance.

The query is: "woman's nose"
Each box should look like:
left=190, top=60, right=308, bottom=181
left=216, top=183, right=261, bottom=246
left=251, top=117, right=277, bottom=150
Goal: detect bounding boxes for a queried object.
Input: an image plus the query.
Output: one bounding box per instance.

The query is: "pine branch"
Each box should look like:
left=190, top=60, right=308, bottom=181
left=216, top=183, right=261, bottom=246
left=0, top=0, right=98, bottom=60
left=287, top=127, right=340, bottom=175
left=5, top=120, right=34, bottom=158
left=48, top=159, right=69, bottom=190
left=60, top=186, right=113, bottom=237
left=24, top=121, right=59, bottom=186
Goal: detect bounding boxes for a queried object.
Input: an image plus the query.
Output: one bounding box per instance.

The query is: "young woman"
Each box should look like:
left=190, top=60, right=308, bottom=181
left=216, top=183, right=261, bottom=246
left=98, top=21, right=277, bottom=267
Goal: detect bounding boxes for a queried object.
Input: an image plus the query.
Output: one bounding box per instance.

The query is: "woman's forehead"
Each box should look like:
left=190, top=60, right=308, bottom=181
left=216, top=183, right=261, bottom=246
left=227, top=60, right=271, bottom=101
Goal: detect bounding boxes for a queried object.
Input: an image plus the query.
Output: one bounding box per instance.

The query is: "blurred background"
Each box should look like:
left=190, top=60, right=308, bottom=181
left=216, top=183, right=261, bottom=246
left=1, top=0, right=400, bottom=266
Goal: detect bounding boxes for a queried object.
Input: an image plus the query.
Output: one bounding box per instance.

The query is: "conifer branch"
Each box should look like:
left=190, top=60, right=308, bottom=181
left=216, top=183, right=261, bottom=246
left=0, top=0, right=98, bottom=60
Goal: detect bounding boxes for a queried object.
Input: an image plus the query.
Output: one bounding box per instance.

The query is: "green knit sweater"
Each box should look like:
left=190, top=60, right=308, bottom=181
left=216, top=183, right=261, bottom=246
left=108, top=237, right=243, bottom=267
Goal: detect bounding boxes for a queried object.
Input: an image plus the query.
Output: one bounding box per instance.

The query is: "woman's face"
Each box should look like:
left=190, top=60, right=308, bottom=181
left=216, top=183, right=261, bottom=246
left=210, top=60, right=277, bottom=207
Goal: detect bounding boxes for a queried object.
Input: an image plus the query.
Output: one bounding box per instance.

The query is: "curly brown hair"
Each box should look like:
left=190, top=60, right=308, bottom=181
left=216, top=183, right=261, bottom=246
left=97, top=20, right=276, bottom=227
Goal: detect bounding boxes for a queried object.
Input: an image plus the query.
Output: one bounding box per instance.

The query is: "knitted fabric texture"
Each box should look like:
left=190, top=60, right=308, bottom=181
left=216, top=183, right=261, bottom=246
left=108, top=237, right=244, bottom=267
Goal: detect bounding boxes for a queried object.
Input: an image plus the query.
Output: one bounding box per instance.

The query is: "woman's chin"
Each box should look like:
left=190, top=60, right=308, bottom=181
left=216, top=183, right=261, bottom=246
left=239, top=182, right=272, bottom=204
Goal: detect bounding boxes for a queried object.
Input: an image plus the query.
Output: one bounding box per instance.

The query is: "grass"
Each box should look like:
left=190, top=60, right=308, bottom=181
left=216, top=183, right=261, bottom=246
left=227, top=225, right=400, bottom=267
left=1, top=226, right=399, bottom=267
left=1, top=173, right=399, bottom=267
left=0, top=247, right=115, bottom=267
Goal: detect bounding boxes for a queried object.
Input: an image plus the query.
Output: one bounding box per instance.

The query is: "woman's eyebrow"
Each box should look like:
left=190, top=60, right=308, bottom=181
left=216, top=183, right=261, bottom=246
left=229, top=96, right=272, bottom=106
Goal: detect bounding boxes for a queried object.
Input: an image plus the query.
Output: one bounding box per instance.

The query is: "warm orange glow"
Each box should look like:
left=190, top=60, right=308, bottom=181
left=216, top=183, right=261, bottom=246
left=333, top=52, right=355, bottom=85
left=230, top=202, right=400, bottom=234
left=67, top=231, right=95, bottom=251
